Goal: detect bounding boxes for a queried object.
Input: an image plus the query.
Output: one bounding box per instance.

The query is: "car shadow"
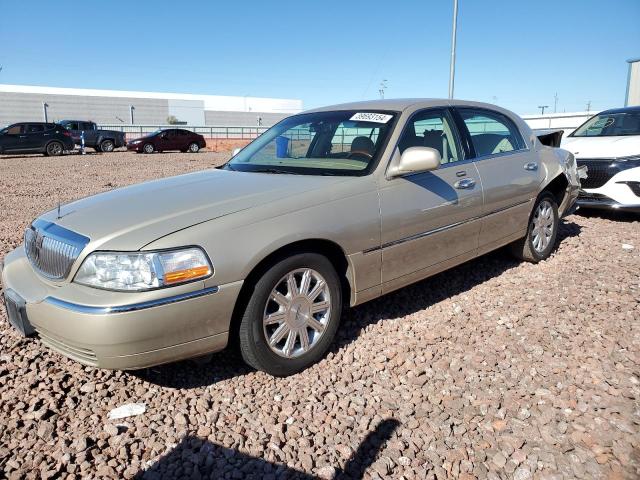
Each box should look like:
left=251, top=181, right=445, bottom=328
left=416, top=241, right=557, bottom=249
left=577, top=208, right=639, bottom=223
left=136, top=219, right=582, bottom=389
left=135, top=418, right=400, bottom=479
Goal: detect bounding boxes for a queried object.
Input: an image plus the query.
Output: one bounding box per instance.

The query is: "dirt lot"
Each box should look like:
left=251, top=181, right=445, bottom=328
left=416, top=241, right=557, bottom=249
left=0, top=150, right=639, bottom=479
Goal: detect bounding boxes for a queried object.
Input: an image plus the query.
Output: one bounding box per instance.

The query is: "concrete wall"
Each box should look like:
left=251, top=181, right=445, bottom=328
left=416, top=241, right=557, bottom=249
left=168, top=99, right=205, bottom=125
left=0, top=92, right=168, bottom=126
left=522, top=112, right=593, bottom=133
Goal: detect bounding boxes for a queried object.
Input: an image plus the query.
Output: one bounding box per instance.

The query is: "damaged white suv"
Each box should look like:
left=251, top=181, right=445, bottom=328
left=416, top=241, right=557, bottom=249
left=562, top=106, right=640, bottom=213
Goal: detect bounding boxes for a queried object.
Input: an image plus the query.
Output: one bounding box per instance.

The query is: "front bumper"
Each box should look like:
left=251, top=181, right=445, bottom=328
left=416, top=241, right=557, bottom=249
left=1, top=247, right=242, bottom=369
left=577, top=164, right=640, bottom=213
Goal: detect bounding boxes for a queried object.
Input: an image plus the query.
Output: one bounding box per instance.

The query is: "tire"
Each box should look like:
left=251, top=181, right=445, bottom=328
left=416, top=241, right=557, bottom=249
left=94, top=144, right=102, bottom=153
left=100, top=139, right=115, bottom=153
left=510, top=192, right=559, bottom=263
left=143, top=143, right=154, bottom=154
left=238, top=253, right=342, bottom=376
left=188, top=142, right=200, bottom=153
left=45, top=141, right=64, bottom=157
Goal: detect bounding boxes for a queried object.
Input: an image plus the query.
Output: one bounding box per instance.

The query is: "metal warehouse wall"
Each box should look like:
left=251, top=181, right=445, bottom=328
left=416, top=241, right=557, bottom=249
left=0, top=92, right=169, bottom=126
left=204, top=110, right=289, bottom=126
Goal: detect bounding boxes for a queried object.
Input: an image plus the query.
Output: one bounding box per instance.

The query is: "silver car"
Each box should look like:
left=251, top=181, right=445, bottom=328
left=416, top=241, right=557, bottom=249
left=1, top=99, right=581, bottom=376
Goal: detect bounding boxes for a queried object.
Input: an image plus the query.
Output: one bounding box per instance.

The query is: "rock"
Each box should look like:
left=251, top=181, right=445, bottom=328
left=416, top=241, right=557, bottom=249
left=513, top=467, right=532, bottom=480
left=107, top=403, right=146, bottom=420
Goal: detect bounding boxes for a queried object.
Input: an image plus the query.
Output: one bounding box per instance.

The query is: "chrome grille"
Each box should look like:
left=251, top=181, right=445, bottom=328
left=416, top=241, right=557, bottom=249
left=24, top=220, right=89, bottom=280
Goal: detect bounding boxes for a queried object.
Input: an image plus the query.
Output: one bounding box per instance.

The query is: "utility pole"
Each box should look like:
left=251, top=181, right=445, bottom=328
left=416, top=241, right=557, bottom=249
left=586, top=100, right=591, bottom=112
left=553, top=93, right=558, bottom=113
left=129, top=105, right=135, bottom=125
left=448, top=0, right=459, bottom=99
left=538, top=105, right=549, bottom=115
left=378, top=80, right=388, bottom=99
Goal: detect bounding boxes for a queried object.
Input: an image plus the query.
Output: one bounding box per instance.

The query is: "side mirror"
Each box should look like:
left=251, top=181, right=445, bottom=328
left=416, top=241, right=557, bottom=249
left=388, top=146, right=441, bottom=177
left=232, top=147, right=242, bottom=157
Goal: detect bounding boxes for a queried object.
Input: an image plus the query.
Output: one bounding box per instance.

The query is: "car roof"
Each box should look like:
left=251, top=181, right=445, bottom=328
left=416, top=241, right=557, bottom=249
left=305, top=98, right=515, bottom=113
left=598, top=105, right=640, bottom=115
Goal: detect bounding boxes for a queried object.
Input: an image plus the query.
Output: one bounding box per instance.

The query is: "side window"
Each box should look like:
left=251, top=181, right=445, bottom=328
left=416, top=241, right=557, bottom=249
left=6, top=125, right=24, bottom=135
left=80, top=122, right=94, bottom=131
left=398, top=110, right=461, bottom=164
left=26, top=124, right=45, bottom=133
left=459, top=108, right=525, bottom=157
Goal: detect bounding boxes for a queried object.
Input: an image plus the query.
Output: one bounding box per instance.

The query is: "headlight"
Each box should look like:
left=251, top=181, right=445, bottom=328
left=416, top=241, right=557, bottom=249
left=74, top=247, right=212, bottom=291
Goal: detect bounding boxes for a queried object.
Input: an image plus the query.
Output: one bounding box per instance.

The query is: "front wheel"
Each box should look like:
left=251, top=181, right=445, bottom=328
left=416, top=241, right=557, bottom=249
left=510, top=193, right=559, bottom=262
left=238, top=253, right=342, bottom=376
left=143, top=143, right=154, bottom=154
left=45, top=141, right=64, bottom=157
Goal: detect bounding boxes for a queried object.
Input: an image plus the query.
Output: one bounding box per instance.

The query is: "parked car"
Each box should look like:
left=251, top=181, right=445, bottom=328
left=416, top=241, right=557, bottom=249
left=58, top=120, right=126, bottom=153
left=2, top=99, right=580, bottom=376
left=562, top=106, right=640, bottom=213
left=126, top=129, right=206, bottom=153
left=0, top=122, right=75, bottom=156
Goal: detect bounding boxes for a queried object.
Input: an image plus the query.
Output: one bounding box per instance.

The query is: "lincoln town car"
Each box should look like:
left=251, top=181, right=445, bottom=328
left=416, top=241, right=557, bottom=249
left=1, top=99, right=581, bottom=376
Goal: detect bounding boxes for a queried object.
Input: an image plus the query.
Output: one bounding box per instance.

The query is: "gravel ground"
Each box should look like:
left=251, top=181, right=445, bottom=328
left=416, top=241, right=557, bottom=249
left=0, top=150, right=639, bottom=479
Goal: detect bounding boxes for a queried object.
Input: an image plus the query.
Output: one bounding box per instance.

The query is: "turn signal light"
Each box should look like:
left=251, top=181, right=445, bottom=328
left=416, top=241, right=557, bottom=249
left=164, top=265, right=212, bottom=285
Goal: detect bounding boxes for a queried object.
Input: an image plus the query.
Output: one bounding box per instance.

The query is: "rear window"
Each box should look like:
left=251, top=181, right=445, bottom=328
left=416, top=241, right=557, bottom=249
left=26, top=124, right=45, bottom=133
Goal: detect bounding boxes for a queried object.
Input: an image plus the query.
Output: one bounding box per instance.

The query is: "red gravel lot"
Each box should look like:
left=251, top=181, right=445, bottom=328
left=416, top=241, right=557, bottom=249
left=0, top=150, right=639, bottom=479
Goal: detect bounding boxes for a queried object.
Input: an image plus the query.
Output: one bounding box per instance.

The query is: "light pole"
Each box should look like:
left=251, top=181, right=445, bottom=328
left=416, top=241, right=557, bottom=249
left=129, top=105, right=135, bottom=125
left=42, top=102, right=49, bottom=123
left=378, top=80, right=388, bottom=99
left=538, top=105, right=549, bottom=115
left=448, top=0, right=459, bottom=99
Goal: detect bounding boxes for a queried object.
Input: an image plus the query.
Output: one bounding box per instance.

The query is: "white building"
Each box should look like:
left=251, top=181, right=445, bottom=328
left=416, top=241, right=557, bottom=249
left=0, top=84, right=303, bottom=127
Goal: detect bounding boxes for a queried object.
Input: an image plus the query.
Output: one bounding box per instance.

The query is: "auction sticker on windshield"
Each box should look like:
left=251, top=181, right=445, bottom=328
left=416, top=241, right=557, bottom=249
left=350, top=112, right=393, bottom=123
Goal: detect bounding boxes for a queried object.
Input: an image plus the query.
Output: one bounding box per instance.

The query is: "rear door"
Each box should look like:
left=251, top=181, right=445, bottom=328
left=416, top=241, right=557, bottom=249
left=455, top=107, right=542, bottom=249
left=379, top=108, right=483, bottom=290
left=23, top=124, right=47, bottom=150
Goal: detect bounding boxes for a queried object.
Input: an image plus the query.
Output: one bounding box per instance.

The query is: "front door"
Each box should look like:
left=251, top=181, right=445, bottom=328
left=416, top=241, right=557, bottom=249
left=0, top=124, right=24, bottom=151
left=23, top=124, right=47, bottom=150
left=455, top=108, right=543, bottom=248
left=379, top=108, right=483, bottom=290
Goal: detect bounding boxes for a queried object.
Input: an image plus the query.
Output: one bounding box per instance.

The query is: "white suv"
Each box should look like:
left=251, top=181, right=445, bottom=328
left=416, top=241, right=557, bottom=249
left=562, top=106, right=640, bottom=213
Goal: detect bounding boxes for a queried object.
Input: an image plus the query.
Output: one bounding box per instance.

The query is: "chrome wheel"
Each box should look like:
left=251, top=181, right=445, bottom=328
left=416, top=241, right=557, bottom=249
left=263, top=268, right=331, bottom=359
left=531, top=199, right=554, bottom=253
left=143, top=143, right=154, bottom=154
left=101, top=140, right=114, bottom=152
left=188, top=142, right=199, bottom=153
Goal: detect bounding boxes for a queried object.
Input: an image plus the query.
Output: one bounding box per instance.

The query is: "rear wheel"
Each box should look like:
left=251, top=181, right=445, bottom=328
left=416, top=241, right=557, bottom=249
left=100, top=139, right=115, bottom=152
left=45, top=141, right=63, bottom=157
left=143, top=143, right=154, bottom=154
left=510, top=193, right=559, bottom=262
left=188, top=142, right=200, bottom=153
left=238, top=253, right=342, bottom=376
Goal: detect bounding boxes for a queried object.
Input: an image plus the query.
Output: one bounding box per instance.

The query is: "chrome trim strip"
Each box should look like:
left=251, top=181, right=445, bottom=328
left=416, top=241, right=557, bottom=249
left=44, top=286, right=219, bottom=314
left=363, top=199, right=530, bottom=254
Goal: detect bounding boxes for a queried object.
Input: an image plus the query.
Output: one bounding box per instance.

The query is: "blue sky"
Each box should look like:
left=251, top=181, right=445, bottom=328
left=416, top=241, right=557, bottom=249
left=1, top=0, right=638, bottom=114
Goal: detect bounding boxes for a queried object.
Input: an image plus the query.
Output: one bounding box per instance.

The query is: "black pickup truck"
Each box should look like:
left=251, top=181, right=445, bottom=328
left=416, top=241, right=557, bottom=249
left=58, top=120, right=126, bottom=152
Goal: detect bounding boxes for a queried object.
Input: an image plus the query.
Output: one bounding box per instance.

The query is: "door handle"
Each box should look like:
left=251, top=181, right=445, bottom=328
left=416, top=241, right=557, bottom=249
left=19, top=135, right=27, bottom=138
left=455, top=170, right=467, bottom=177
left=524, top=162, right=538, bottom=171
left=454, top=178, right=476, bottom=189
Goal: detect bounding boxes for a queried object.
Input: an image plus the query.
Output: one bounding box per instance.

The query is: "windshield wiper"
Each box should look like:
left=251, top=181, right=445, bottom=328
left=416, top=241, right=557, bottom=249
left=251, top=168, right=298, bottom=175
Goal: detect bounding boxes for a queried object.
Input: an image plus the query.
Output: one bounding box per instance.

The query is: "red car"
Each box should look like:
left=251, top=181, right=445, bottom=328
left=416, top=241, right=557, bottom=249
left=127, top=129, right=206, bottom=154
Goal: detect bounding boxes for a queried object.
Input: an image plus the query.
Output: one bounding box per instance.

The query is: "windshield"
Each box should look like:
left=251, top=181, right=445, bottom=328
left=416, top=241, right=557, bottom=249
left=226, top=110, right=397, bottom=175
left=571, top=111, right=640, bottom=137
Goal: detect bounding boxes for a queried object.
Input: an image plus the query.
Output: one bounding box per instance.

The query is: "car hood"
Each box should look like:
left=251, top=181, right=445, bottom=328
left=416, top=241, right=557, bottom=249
left=561, top=135, right=640, bottom=159
left=38, top=169, right=350, bottom=251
